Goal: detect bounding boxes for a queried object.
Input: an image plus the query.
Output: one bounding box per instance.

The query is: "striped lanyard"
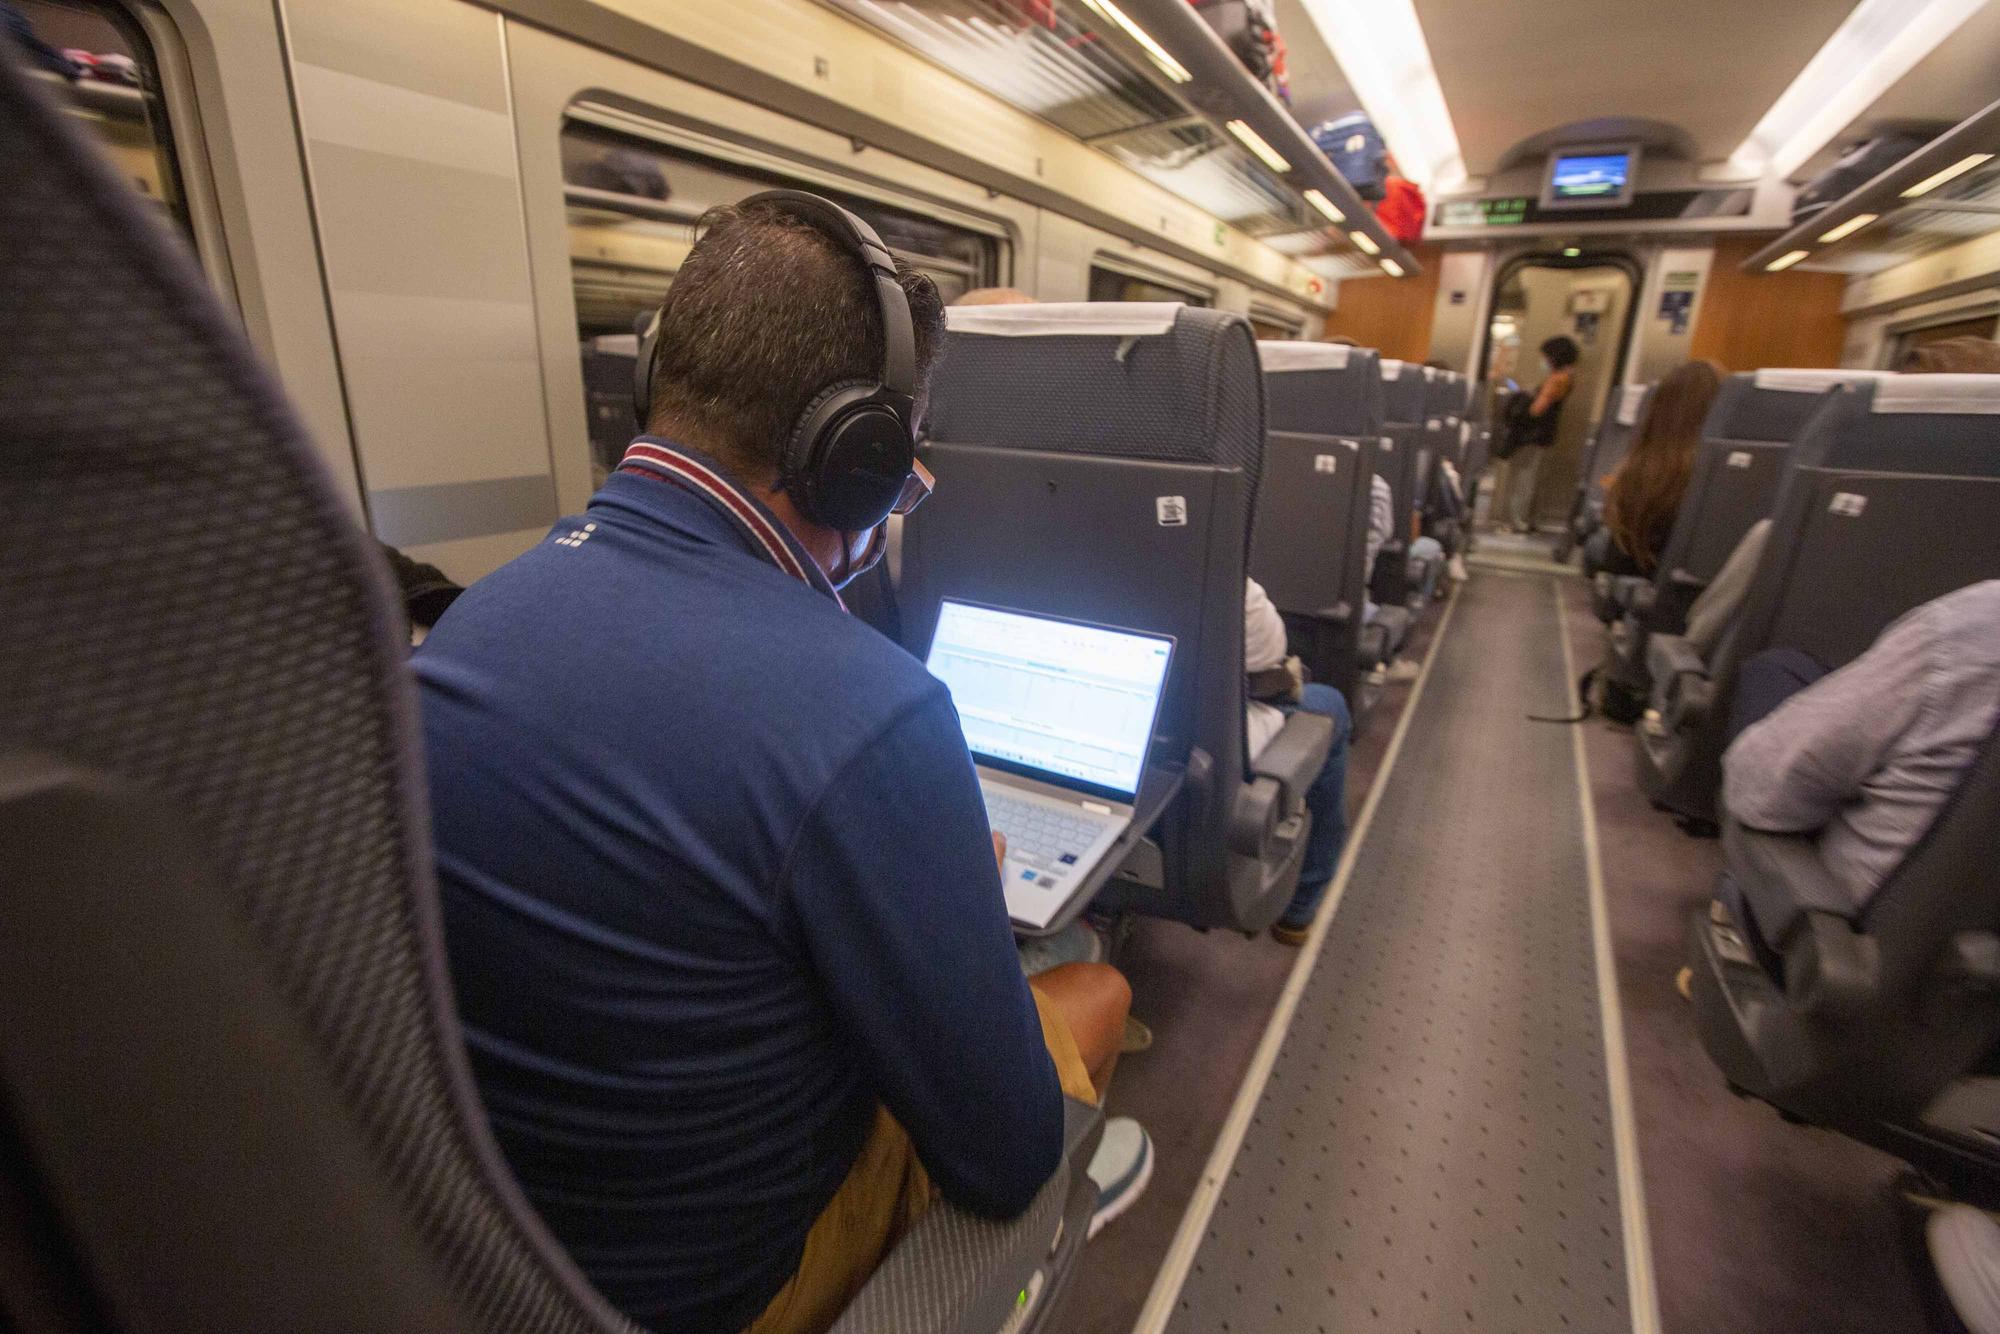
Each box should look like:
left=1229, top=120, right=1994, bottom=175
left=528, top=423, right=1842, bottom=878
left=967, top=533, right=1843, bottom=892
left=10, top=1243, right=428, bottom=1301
left=619, top=438, right=847, bottom=613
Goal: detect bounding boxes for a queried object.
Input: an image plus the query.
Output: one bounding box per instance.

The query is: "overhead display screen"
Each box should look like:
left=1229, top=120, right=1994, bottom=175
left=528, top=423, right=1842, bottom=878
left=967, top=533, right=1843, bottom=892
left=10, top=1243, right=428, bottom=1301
left=1542, top=144, right=1641, bottom=210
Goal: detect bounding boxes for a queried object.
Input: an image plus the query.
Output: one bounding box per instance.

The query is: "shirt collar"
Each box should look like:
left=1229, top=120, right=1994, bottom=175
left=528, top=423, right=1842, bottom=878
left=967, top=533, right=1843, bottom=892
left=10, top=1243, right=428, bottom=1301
left=615, top=437, right=846, bottom=612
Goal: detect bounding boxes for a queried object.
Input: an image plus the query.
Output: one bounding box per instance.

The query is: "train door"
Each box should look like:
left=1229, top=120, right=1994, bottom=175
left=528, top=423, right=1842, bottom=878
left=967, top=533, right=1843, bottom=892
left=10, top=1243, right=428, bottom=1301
left=1480, top=252, right=1641, bottom=529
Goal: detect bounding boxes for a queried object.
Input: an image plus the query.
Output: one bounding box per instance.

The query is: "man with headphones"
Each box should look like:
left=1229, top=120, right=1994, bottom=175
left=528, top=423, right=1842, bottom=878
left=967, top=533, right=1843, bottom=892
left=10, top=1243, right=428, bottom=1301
left=414, top=192, right=1134, bottom=1334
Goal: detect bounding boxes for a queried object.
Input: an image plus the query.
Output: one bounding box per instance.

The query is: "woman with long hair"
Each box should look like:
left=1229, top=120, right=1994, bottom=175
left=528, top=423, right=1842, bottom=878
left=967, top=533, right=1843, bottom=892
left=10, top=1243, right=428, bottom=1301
left=1598, top=358, right=1725, bottom=577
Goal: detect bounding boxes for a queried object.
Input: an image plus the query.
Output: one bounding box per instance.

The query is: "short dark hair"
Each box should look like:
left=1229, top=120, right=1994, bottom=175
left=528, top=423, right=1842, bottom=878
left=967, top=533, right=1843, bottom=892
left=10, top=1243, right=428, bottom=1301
left=643, top=200, right=947, bottom=478
left=1540, top=335, right=1581, bottom=368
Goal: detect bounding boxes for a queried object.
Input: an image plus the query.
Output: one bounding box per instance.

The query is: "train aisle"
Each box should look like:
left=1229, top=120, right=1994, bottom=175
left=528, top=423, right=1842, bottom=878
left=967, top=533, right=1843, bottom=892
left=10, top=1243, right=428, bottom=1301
left=1143, top=569, right=1654, bottom=1334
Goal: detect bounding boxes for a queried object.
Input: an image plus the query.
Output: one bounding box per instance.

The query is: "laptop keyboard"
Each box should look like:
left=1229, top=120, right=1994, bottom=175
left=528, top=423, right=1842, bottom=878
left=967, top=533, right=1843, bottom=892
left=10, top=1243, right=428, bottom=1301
left=983, top=789, right=1106, bottom=873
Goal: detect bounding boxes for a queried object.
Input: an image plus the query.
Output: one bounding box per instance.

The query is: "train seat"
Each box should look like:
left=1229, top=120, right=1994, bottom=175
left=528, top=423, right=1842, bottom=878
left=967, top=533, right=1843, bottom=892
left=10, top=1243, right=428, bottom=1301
left=1370, top=359, right=1426, bottom=605
left=1561, top=380, right=1651, bottom=567
left=1594, top=371, right=1825, bottom=625
left=1249, top=340, right=1383, bottom=716
left=1596, top=369, right=1893, bottom=711
left=1688, top=711, right=2000, bottom=1204
left=0, top=51, right=1093, bottom=1334
left=904, top=301, right=1334, bottom=934
left=1638, top=374, right=2000, bottom=824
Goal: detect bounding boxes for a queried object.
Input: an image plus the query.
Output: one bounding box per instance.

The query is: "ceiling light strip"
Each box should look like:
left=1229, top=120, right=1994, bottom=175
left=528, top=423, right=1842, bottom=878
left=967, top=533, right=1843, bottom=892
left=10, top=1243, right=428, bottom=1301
left=1349, top=229, right=1380, bottom=256
left=1765, top=249, right=1811, bottom=272
left=1723, top=0, right=1989, bottom=179
left=1302, top=187, right=1345, bottom=224
left=1901, top=153, right=1994, bottom=198
left=1816, top=212, right=1879, bottom=242
left=1225, top=118, right=1292, bottom=173
left=1077, top=0, right=1191, bottom=84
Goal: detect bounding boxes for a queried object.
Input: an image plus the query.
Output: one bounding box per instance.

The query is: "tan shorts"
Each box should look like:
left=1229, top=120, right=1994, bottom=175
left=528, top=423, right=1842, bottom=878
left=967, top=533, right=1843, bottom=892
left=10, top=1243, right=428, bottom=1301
left=742, top=984, right=1099, bottom=1334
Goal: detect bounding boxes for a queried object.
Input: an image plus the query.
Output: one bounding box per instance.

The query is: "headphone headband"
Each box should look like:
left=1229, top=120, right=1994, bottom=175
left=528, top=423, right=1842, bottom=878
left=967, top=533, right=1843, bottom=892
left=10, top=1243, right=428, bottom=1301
left=738, top=190, right=917, bottom=406
left=630, top=189, right=921, bottom=536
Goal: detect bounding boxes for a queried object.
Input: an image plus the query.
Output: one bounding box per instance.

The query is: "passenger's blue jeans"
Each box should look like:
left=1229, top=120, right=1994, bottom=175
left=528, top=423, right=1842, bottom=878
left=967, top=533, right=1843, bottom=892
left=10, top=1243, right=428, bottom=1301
left=1276, top=682, right=1352, bottom=929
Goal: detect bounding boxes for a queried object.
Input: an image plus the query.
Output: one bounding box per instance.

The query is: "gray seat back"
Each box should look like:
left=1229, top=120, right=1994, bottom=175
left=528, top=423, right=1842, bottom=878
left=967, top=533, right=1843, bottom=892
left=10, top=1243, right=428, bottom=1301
left=1722, top=376, right=2000, bottom=678
left=1250, top=344, right=1378, bottom=701
left=1260, top=339, right=1384, bottom=437
left=909, top=303, right=1269, bottom=928
left=1585, top=381, right=1652, bottom=498
left=0, top=48, right=631, bottom=1334
left=1651, top=370, right=1890, bottom=597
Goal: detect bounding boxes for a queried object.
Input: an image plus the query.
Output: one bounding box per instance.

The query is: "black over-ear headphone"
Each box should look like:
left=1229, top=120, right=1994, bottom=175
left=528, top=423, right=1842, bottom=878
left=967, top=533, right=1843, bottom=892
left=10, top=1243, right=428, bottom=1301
left=632, top=189, right=919, bottom=533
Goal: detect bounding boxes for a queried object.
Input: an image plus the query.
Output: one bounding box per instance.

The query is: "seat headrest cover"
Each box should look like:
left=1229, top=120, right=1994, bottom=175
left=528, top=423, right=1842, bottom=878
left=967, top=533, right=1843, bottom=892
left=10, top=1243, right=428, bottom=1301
left=1616, top=382, right=1649, bottom=426
left=1380, top=359, right=1406, bottom=380
left=1259, top=340, right=1356, bottom=372
left=1870, top=373, right=2000, bottom=415
left=591, top=333, right=638, bottom=356
left=1752, top=368, right=1893, bottom=392
left=944, top=301, right=1182, bottom=338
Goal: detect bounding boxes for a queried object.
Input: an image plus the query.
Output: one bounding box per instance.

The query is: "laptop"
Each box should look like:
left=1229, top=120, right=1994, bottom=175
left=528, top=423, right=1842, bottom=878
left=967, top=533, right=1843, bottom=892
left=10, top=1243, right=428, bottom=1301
left=924, top=599, right=1175, bottom=929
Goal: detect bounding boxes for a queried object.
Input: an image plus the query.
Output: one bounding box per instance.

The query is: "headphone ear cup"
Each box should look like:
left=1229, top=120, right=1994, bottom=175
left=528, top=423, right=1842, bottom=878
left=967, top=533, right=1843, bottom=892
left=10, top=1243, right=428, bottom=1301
left=786, top=381, right=913, bottom=533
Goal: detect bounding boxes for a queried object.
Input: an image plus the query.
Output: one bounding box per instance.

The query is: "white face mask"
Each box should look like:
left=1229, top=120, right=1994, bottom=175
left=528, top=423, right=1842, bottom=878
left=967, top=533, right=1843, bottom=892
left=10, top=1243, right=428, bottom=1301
left=829, top=522, right=887, bottom=589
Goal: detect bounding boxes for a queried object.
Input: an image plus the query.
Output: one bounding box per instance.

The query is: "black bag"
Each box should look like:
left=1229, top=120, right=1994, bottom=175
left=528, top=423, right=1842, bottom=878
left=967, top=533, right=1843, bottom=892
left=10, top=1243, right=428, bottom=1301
left=1791, top=132, right=1933, bottom=224
left=1491, top=392, right=1531, bottom=461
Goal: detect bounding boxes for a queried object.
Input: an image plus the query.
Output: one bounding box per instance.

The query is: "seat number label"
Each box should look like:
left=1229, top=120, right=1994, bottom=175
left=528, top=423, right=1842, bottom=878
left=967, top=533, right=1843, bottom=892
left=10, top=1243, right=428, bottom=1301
left=1829, top=492, right=1867, bottom=517
left=1314, top=454, right=1338, bottom=474
left=1726, top=451, right=1752, bottom=468
left=1156, top=496, right=1188, bottom=527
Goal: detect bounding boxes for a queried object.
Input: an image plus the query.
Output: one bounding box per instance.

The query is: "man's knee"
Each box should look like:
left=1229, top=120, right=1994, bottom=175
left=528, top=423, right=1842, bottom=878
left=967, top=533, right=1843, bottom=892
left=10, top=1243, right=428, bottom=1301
left=1032, top=961, right=1130, bottom=1059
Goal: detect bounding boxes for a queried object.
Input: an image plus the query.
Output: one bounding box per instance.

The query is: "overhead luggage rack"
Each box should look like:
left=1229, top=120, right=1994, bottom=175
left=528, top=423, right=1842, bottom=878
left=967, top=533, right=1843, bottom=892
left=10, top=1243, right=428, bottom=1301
left=819, top=0, right=1419, bottom=275
left=1743, top=96, right=2000, bottom=276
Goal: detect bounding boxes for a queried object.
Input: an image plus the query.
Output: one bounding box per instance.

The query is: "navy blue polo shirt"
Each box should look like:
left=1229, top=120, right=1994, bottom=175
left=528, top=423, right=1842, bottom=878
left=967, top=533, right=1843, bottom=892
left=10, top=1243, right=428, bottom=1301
left=414, top=441, right=1063, bottom=1333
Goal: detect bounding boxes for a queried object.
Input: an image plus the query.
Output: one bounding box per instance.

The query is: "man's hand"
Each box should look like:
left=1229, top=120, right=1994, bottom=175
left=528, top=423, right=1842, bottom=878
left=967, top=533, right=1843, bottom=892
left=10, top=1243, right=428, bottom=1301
left=992, top=831, right=1008, bottom=877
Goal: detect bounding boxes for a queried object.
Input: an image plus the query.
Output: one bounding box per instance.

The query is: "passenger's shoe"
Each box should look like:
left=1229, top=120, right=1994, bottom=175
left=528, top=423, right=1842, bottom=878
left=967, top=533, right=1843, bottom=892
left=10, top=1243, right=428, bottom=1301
left=1386, top=658, right=1422, bottom=683
left=1017, top=919, right=1105, bottom=976
left=1675, top=966, right=1693, bottom=1001
left=1928, top=1205, right=2000, bottom=1334
left=1447, top=554, right=1470, bottom=582
left=1121, top=1016, right=1154, bottom=1054
left=1086, top=1117, right=1154, bottom=1239
left=1270, top=920, right=1311, bottom=947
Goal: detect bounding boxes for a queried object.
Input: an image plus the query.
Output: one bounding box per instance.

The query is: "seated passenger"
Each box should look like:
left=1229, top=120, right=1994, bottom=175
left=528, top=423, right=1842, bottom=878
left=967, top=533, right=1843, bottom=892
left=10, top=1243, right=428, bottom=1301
left=416, top=198, right=1140, bottom=1334
left=1722, top=580, right=2000, bottom=918
left=1592, top=359, right=1724, bottom=580
left=1246, top=579, right=1353, bottom=945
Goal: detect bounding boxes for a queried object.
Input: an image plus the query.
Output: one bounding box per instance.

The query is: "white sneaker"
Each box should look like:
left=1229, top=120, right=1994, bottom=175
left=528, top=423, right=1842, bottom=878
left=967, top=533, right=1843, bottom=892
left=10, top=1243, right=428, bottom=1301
left=1016, top=920, right=1104, bottom=976
left=1447, top=555, right=1470, bottom=582
left=1386, top=659, right=1421, bottom=683
left=1086, top=1117, right=1155, bottom=1239
left=1929, top=1205, right=2000, bottom=1333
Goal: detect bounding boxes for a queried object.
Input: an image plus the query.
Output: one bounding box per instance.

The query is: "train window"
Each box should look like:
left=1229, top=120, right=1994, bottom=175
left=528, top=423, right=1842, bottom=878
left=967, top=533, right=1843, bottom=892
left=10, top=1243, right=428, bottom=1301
left=1088, top=264, right=1212, bottom=307
left=12, top=0, right=191, bottom=240
left=561, top=117, right=1002, bottom=478
left=1251, top=313, right=1302, bottom=341
left=1888, top=311, right=2000, bottom=368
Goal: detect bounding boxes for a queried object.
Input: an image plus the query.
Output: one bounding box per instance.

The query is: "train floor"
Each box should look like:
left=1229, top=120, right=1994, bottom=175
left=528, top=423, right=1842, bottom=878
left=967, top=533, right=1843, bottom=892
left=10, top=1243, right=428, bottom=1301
left=1051, top=533, right=1935, bottom=1334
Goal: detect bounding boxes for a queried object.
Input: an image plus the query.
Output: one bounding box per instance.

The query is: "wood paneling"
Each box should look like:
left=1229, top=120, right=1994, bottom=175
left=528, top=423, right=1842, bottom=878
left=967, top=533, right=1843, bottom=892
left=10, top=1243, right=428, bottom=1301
left=1322, top=244, right=1442, bottom=361
left=1689, top=235, right=1849, bottom=371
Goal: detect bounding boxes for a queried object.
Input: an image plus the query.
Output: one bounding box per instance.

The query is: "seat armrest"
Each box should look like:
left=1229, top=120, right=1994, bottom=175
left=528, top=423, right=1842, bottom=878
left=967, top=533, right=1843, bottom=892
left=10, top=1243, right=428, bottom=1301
left=832, top=1099, right=1100, bottom=1334
left=1668, top=568, right=1709, bottom=593
left=1229, top=777, right=1280, bottom=857
left=1250, top=713, right=1335, bottom=813
left=1784, top=912, right=1882, bottom=1021
left=1723, top=818, right=1858, bottom=956
left=1645, top=633, right=1703, bottom=687
left=1645, top=634, right=1712, bottom=728
left=1616, top=576, right=1651, bottom=613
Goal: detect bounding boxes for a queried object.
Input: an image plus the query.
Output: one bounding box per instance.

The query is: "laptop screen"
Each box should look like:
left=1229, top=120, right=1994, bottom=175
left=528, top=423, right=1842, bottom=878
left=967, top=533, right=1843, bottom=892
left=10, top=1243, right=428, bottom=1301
left=925, top=600, right=1173, bottom=800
